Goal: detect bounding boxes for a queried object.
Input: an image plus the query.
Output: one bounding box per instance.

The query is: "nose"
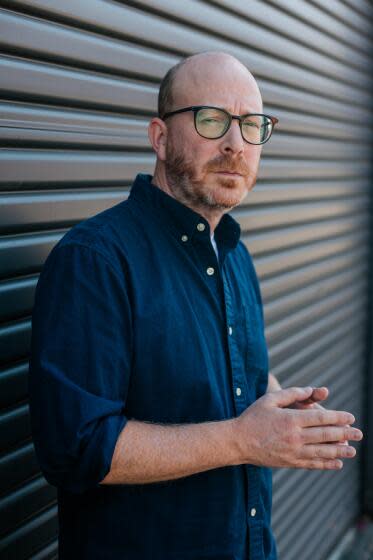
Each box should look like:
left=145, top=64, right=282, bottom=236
left=219, top=118, right=245, bottom=155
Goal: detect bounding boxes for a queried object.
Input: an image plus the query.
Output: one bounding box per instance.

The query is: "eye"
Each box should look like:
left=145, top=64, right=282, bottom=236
left=202, top=117, right=221, bottom=123
left=242, top=121, right=259, bottom=129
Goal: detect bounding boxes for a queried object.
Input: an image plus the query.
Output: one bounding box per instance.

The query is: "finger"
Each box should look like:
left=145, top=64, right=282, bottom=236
left=293, top=401, right=324, bottom=410
left=338, top=424, right=351, bottom=446
left=300, top=387, right=329, bottom=405
left=302, top=444, right=356, bottom=460
left=310, top=386, right=329, bottom=402
left=269, top=386, right=313, bottom=408
left=297, top=459, right=344, bottom=470
left=302, top=426, right=363, bottom=444
left=297, top=409, right=355, bottom=428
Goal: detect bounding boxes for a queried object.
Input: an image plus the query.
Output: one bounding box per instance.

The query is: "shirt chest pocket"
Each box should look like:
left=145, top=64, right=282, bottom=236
left=243, top=301, right=269, bottom=395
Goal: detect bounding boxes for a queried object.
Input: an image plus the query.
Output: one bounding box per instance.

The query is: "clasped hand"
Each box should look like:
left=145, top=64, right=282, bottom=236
left=235, top=386, right=363, bottom=470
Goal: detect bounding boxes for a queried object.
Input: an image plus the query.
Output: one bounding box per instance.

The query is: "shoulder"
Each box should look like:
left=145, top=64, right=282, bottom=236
left=44, top=194, right=142, bottom=276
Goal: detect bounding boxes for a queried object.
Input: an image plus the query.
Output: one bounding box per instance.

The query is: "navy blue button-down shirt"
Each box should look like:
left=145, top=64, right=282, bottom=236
left=29, top=173, right=277, bottom=559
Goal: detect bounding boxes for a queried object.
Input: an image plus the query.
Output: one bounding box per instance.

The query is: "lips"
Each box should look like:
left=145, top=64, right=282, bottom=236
left=206, top=156, right=249, bottom=176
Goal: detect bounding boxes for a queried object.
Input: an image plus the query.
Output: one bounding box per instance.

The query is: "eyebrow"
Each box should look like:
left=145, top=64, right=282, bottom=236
left=204, top=105, right=264, bottom=115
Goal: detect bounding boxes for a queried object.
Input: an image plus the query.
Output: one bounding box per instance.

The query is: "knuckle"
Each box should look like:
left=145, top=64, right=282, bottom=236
left=336, top=447, right=346, bottom=458
left=319, top=445, right=334, bottom=459
left=313, top=446, right=323, bottom=459
left=321, top=428, right=329, bottom=443
left=325, top=428, right=335, bottom=442
left=338, top=447, right=347, bottom=458
left=345, top=428, right=353, bottom=440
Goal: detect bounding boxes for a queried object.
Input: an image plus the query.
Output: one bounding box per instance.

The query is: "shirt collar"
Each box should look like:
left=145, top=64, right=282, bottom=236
left=128, top=173, right=241, bottom=252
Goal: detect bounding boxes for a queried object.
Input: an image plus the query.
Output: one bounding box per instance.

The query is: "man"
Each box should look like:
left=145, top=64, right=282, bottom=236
left=29, top=52, right=362, bottom=559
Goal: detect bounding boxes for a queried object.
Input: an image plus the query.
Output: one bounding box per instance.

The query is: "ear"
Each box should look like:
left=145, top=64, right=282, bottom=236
left=148, top=117, right=168, bottom=161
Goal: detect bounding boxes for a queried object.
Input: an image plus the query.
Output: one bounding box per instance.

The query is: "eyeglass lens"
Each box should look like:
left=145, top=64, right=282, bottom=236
left=195, top=108, right=273, bottom=144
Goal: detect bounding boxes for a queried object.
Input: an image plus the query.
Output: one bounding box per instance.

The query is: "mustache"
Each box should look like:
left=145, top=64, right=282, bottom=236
left=204, top=155, right=250, bottom=176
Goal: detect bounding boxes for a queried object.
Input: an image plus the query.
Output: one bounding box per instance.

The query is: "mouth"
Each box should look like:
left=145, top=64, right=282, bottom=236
left=215, top=171, right=243, bottom=177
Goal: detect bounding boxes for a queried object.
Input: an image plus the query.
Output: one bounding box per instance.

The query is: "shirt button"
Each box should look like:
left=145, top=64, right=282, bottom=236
left=236, top=387, right=242, bottom=396
left=250, top=508, right=256, bottom=517
left=206, top=267, right=215, bottom=275
left=228, top=326, right=233, bottom=335
left=197, top=223, right=206, bottom=232
left=181, top=234, right=188, bottom=242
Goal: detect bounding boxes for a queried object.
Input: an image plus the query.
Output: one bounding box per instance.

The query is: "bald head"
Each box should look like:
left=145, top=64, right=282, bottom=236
left=158, top=51, right=262, bottom=118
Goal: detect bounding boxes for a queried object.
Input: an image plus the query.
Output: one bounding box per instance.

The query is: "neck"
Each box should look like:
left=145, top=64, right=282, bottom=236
left=151, top=166, right=226, bottom=234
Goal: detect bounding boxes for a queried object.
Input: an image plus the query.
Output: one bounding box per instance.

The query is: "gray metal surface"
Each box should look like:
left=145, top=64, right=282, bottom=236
left=0, top=0, right=372, bottom=559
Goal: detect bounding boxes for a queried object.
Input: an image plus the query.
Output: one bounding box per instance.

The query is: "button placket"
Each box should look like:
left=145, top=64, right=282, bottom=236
left=221, top=267, right=247, bottom=415
left=220, top=269, right=264, bottom=546
left=246, top=464, right=261, bottom=539
left=195, top=221, right=218, bottom=277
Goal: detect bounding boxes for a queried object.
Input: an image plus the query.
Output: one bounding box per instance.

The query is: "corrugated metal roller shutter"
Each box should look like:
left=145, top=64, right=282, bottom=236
left=0, top=1, right=372, bottom=558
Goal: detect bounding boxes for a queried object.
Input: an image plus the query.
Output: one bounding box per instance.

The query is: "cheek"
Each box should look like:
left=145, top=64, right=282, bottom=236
left=167, top=128, right=183, bottom=153
left=188, top=142, right=215, bottom=172
left=247, top=146, right=262, bottom=164
left=242, top=148, right=261, bottom=174
left=194, top=138, right=220, bottom=164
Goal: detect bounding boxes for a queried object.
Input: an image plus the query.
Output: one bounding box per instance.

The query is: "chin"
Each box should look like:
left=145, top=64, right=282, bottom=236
left=205, top=189, right=245, bottom=209
left=208, top=181, right=247, bottom=208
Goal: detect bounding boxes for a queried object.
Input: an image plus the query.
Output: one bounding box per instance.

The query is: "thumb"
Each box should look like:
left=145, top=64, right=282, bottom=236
left=269, top=386, right=313, bottom=408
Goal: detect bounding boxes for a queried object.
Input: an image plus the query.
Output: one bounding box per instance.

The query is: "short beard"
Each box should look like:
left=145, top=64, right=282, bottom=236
left=165, top=143, right=256, bottom=212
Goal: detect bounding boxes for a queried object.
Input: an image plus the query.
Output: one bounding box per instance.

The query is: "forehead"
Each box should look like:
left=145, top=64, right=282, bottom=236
left=172, top=58, right=262, bottom=114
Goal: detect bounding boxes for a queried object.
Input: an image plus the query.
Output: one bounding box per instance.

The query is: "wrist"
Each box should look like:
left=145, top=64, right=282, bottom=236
left=226, top=416, right=251, bottom=466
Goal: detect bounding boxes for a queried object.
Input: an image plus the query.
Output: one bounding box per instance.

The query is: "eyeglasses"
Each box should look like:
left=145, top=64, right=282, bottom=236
left=162, top=105, right=279, bottom=145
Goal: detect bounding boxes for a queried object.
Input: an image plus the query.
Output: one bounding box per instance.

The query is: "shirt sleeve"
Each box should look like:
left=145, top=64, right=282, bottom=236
left=28, top=242, right=132, bottom=494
